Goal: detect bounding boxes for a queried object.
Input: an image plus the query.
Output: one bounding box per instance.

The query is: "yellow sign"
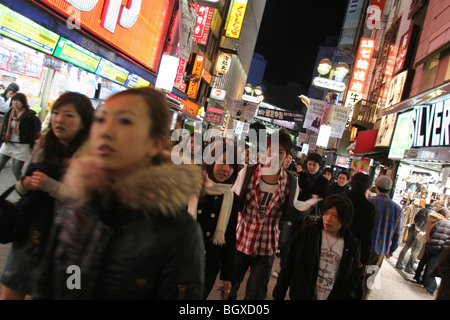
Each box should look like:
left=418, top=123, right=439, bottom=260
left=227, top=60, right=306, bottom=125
left=225, top=0, right=248, bottom=39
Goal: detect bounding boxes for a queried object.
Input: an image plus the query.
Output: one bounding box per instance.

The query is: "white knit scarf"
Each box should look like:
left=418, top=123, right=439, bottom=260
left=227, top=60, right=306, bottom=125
left=188, top=174, right=234, bottom=246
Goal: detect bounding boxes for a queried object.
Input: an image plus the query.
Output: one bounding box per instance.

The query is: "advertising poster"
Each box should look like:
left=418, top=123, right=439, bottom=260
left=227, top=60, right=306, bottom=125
left=303, top=98, right=327, bottom=133
left=329, top=104, right=352, bottom=138
left=388, top=110, right=414, bottom=159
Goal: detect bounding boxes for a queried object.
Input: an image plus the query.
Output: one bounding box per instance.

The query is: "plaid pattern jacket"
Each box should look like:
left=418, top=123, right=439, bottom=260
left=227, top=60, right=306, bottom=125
left=236, top=164, right=290, bottom=256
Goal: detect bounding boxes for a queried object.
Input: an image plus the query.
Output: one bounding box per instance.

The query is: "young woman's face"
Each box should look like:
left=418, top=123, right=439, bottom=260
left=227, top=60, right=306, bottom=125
left=213, top=153, right=234, bottom=183
left=11, top=98, right=23, bottom=110
left=51, top=103, right=83, bottom=146
left=322, top=206, right=342, bottom=237
left=90, top=94, right=161, bottom=175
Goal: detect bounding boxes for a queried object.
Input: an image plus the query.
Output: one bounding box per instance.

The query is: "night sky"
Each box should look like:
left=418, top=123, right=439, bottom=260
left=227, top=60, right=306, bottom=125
left=254, top=0, right=349, bottom=88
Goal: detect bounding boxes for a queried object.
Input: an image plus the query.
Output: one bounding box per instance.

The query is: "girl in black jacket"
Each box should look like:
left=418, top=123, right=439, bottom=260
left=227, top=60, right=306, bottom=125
left=189, top=139, right=240, bottom=300
left=273, top=194, right=361, bottom=300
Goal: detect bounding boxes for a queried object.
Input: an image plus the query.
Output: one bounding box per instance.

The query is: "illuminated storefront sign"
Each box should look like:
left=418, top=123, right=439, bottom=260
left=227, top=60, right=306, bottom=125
left=186, top=53, right=205, bottom=99
left=35, top=0, right=173, bottom=71
left=215, top=52, right=232, bottom=75
left=155, top=54, right=180, bottom=92
left=183, top=99, right=199, bottom=116
left=210, top=88, right=226, bottom=101
left=53, top=37, right=101, bottom=73
left=393, top=25, right=419, bottom=75
left=192, top=4, right=214, bottom=45
left=0, top=4, right=60, bottom=55
left=312, top=77, right=346, bottom=92
left=95, top=58, right=129, bottom=85
left=410, top=99, right=450, bottom=148
left=344, top=37, right=376, bottom=118
left=225, top=0, right=247, bottom=39
left=366, top=0, right=385, bottom=30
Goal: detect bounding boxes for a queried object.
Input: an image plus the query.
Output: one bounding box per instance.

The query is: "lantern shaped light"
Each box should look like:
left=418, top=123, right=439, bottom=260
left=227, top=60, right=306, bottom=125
left=334, top=62, right=350, bottom=78
left=215, top=52, right=232, bottom=75
left=317, top=58, right=332, bottom=75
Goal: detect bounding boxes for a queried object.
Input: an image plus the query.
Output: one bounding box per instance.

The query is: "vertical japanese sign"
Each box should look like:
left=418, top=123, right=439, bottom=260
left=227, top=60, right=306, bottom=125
left=225, top=0, right=248, bottom=39
left=344, top=38, right=376, bottom=119
left=186, top=53, right=205, bottom=99
left=192, top=4, right=214, bottom=45
left=338, top=0, right=364, bottom=49
left=393, top=26, right=418, bottom=75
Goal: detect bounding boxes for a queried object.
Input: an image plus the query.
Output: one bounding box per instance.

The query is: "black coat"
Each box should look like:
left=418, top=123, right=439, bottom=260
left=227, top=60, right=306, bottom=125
left=33, top=158, right=205, bottom=300
left=428, top=220, right=450, bottom=255
left=346, top=190, right=376, bottom=266
left=197, top=193, right=238, bottom=281
left=297, top=171, right=329, bottom=203
left=0, top=108, right=41, bottom=148
left=273, top=217, right=361, bottom=300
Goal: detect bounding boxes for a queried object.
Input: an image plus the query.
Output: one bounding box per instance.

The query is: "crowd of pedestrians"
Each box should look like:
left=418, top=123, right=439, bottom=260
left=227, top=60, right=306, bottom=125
left=0, top=86, right=449, bottom=300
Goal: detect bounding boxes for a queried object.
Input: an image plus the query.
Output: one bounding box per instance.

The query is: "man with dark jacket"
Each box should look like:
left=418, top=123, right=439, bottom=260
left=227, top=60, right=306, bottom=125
left=423, top=219, right=450, bottom=295
left=273, top=194, right=361, bottom=300
left=346, top=172, right=376, bottom=299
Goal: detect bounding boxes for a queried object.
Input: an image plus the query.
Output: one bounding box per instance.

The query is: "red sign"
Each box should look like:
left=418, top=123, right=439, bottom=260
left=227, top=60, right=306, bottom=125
left=393, top=26, right=418, bottom=75
left=205, top=111, right=222, bottom=124
left=192, top=4, right=214, bottom=45
left=34, top=0, right=173, bottom=72
left=366, top=0, right=386, bottom=30
left=348, top=38, right=376, bottom=94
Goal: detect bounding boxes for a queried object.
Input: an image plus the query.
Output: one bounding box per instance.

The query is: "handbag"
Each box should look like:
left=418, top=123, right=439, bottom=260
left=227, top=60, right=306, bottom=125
left=0, top=185, right=22, bottom=244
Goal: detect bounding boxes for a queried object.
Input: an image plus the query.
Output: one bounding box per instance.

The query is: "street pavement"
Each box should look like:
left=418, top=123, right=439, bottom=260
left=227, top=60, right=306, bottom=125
left=0, top=165, right=437, bottom=300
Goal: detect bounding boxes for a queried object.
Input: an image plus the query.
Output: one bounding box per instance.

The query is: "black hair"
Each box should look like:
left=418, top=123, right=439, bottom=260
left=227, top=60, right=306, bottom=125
left=306, top=152, right=322, bottom=165
left=321, top=194, right=354, bottom=237
left=267, top=129, right=292, bottom=154
left=337, top=170, right=350, bottom=180
left=202, top=139, right=240, bottom=185
left=44, top=92, right=94, bottom=162
left=323, top=167, right=333, bottom=175
left=350, top=172, right=371, bottom=194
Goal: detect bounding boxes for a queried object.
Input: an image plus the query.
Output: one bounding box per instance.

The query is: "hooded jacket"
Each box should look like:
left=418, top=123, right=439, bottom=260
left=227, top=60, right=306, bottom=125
left=33, top=155, right=205, bottom=300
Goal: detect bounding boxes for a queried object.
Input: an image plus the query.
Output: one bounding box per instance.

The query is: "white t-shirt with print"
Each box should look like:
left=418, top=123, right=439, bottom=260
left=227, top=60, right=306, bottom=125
left=315, top=230, right=344, bottom=300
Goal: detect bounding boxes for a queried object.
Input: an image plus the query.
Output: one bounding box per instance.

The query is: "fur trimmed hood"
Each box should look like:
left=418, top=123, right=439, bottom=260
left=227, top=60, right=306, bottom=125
left=62, top=155, right=202, bottom=217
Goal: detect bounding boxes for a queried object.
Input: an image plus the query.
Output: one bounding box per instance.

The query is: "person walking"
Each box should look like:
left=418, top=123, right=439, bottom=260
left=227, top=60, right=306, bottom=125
left=395, top=207, right=430, bottom=273
left=0, top=92, right=41, bottom=179
left=0, top=83, right=19, bottom=129
left=0, top=92, right=94, bottom=300
left=32, top=87, right=205, bottom=299
left=188, top=140, right=240, bottom=300
left=229, top=130, right=319, bottom=300
left=277, top=152, right=329, bottom=274
left=422, top=217, right=450, bottom=296
left=346, top=172, right=376, bottom=299
left=272, top=194, right=360, bottom=300
left=364, top=175, right=402, bottom=300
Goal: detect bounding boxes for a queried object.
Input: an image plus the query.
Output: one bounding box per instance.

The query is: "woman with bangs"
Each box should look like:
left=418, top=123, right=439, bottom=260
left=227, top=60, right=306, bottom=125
left=0, top=92, right=94, bottom=300
left=0, top=92, right=41, bottom=180
left=189, top=140, right=240, bottom=300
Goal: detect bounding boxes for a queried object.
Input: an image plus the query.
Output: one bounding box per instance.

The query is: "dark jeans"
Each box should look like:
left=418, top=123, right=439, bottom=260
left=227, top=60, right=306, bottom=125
left=423, top=253, right=441, bottom=294
left=278, top=219, right=302, bottom=268
left=229, top=251, right=274, bottom=300
left=0, top=154, right=25, bottom=180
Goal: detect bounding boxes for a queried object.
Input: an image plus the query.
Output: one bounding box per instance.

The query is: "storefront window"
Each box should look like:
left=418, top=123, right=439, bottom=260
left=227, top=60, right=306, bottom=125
left=420, top=47, right=450, bottom=92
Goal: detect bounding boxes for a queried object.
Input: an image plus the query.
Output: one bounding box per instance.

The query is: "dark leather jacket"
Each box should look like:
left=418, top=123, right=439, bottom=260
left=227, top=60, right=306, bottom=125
left=32, top=157, right=205, bottom=300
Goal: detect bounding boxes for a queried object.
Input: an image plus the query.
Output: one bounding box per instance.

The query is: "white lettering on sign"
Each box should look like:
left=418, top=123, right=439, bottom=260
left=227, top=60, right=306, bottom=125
left=409, top=99, right=450, bottom=148
left=65, top=0, right=141, bottom=33
left=66, top=0, right=98, bottom=11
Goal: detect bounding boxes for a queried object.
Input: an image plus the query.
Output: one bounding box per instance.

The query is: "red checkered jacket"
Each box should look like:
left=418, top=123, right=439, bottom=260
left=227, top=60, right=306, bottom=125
left=235, top=164, right=295, bottom=256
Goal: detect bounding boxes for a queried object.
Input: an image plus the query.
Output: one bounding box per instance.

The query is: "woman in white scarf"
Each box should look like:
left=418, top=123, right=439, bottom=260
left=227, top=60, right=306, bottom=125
left=188, top=140, right=240, bottom=300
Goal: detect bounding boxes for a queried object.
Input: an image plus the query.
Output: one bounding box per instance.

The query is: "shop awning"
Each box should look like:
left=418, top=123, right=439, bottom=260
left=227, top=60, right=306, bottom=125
left=354, top=130, right=378, bottom=154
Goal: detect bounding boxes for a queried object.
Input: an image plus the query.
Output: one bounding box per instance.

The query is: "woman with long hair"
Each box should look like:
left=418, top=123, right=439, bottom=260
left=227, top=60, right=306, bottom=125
left=0, top=92, right=41, bottom=179
left=0, top=92, right=94, bottom=300
left=188, top=139, right=240, bottom=299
